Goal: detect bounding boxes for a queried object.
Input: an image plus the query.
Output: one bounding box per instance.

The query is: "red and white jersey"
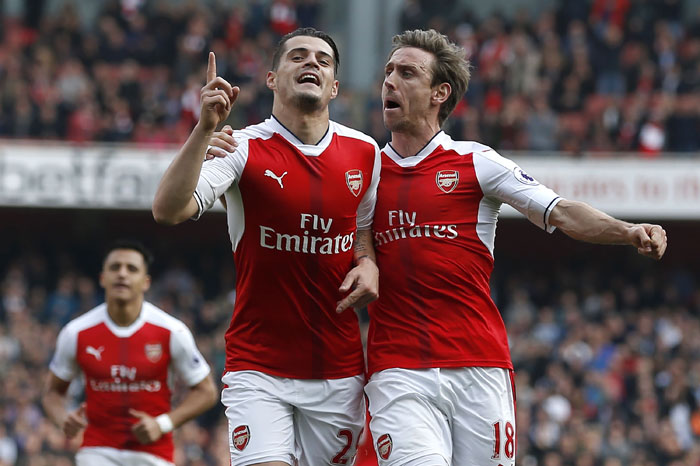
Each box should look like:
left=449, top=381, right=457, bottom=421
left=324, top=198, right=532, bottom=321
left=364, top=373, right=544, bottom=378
left=194, top=116, right=380, bottom=379
left=367, top=132, right=561, bottom=375
left=49, top=302, right=211, bottom=462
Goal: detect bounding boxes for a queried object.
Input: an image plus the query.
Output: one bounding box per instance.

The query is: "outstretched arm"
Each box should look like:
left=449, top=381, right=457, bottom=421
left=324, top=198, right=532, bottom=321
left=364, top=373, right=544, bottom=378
left=548, top=199, right=667, bottom=260
left=130, top=374, right=218, bottom=444
left=336, top=229, right=379, bottom=312
left=152, top=52, right=239, bottom=225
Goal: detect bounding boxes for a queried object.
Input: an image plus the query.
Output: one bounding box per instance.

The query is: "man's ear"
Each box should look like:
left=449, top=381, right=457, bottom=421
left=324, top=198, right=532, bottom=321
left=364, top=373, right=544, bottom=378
left=432, top=82, right=452, bottom=105
left=266, top=71, right=277, bottom=91
left=330, top=80, right=339, bottom=100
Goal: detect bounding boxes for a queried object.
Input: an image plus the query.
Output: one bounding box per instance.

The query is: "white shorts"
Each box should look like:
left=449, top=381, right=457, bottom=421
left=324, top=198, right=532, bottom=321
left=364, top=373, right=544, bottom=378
left=76, top=447, right=174, bottom=466
left=365, top=367, right=516, bottom=466
left=221, top=370, right=365, bottom=466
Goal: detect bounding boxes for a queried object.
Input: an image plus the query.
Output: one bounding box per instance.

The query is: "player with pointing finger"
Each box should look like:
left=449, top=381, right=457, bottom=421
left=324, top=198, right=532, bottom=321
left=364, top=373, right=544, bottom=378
left=153, top=28, right=381, bottom=466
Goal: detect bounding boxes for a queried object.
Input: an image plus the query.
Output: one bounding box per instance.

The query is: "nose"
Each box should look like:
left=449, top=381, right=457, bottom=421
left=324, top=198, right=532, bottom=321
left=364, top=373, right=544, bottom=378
left=303, top=54, right=320, bottom=69
left=383, top=71, right=396, bottom=90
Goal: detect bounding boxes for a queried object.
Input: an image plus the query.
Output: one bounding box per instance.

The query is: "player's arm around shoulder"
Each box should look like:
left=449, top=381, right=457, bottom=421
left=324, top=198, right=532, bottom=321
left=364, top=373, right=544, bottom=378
left=548, top=199, right=667, bottom=260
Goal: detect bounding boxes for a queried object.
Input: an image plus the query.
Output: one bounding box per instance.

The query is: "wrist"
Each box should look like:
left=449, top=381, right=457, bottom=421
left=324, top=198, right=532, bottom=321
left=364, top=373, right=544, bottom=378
left=355, top=254, right=375, bottom=266
left=155, top=414, right=174, bottom=434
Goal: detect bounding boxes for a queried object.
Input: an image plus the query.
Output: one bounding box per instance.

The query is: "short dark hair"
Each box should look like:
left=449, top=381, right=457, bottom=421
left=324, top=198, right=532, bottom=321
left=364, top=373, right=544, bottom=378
left=390, top=29, right=471, bottom=126
left=103, top=239, right=154, bottom=272
left=271, top=27, right=340, bottom=75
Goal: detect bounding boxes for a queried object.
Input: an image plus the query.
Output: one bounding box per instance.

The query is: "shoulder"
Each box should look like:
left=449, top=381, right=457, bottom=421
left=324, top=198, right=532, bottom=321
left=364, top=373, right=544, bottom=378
left=446, top=139, right=518, bottom=172
left=235, top=120, right=277, bottom=145
left=61, top=304, right=108, bottom=336
left=141, top=302, right=190, bottom=334
left=331, top=121, right=379, bottom=150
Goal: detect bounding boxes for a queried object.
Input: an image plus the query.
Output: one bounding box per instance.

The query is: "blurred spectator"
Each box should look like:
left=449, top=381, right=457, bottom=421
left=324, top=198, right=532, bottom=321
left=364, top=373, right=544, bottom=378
left=1, top=1, right=698, bottom=154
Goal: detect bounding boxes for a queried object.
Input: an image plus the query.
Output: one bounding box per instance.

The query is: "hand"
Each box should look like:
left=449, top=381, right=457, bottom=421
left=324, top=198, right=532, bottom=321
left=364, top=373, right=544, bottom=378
left=631, top=224, right=667, bottom=260
left=336, top=257, right=379, bottom=313
left=199, top=52, right=240, bottom=133
left=62, top=403, right=87, bottom=439
left=206, top=125, right=238, bottom=160
left=129, top=409, right=164, bottom=444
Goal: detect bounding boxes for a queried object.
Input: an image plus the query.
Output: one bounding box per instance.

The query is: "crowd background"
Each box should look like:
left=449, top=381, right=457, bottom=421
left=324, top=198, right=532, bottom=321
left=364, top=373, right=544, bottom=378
left=0, top=0, right=698, bottom=154
left=1, top=0, right=699, bottom=465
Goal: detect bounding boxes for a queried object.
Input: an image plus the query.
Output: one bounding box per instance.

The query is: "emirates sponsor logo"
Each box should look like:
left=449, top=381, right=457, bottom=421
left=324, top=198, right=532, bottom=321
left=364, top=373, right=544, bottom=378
left=345, top=169, right=363, bottom=197
left=259, top=213, right=355, bottom=255
left=144, top=343, right=162, bottom=363
left=233, top=425, right=250, bottom=451
left=377, top=433, right=393, bottom=460
left=436, top=170, right=459, bottom=193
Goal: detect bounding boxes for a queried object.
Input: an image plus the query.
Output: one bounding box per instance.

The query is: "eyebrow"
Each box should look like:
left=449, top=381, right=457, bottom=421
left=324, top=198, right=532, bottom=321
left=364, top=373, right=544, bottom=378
left=287, top=47, right=334, bottom=63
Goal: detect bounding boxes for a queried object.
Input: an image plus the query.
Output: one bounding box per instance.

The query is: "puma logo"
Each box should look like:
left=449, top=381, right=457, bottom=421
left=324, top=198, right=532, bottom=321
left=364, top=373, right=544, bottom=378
left=86, top=345, right=105, bottom=361
left=264, top=169, right=288, bottom=189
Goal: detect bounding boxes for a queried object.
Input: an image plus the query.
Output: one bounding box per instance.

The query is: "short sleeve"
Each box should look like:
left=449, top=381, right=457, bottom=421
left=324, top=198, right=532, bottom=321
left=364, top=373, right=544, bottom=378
left=356, top=144, right=381, bottom=230
left=169, top=323, right=211, bottom=387
left=474, top=150, right=562, bottom=232
left=49, top=325, right=80, bottom=382
left=193, top=140, right=249, bottom=220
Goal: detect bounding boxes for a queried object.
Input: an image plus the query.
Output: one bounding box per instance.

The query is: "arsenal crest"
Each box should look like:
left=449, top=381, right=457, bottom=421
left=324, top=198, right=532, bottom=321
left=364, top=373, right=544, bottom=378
left=345, top=169, right=363, bottom=197
left=436, top=170, right=459, bottom=193
left=233, top=425, right=250, bottom=451
left=377, top=433, right=392, bottom=460
left=144, top=343, right=162, bottom=363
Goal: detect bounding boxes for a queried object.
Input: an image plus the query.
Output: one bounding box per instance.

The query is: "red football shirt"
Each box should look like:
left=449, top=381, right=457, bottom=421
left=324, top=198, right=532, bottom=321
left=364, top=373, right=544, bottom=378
left=195, top=116, right=380, bottom=379
left=367, top=132, right=561, bottom=375
left=49, top=302, right=211, bottom=461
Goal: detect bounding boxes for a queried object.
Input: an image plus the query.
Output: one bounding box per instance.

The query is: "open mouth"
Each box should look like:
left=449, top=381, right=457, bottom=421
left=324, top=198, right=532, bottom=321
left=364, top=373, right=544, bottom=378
left=384, top=99, right=400, bottom=110
left=297, top=73, right=320, bottom=86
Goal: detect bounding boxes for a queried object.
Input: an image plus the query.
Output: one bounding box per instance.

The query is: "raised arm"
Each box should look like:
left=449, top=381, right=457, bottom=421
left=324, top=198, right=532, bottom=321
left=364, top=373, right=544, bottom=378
left=152, top=52, right=239, bottom=225
left=548, top=199, right=667, bottom=260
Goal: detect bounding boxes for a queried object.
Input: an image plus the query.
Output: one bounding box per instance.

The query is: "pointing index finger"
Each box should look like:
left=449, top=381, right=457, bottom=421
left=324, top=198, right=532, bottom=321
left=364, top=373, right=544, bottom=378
left=207, top=52, right=216, bottom=83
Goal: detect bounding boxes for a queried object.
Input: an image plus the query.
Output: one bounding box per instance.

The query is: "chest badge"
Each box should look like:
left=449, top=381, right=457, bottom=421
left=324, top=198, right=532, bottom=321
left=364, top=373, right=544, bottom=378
left=436, top=170, right=459, bottom=193
left=345, top=169, right=363, bottom=197
left=145, top=343, right=163, bottom=363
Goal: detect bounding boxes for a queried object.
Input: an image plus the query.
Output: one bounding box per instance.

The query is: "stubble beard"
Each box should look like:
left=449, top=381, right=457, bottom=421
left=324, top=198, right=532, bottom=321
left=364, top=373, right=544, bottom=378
left=293, top=92, right=323, bottom=113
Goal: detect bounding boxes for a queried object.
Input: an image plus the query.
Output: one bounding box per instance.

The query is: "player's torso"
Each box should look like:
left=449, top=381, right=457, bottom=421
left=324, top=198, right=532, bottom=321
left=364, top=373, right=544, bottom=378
left=77, top=322, right=173, bottom=453
left=368, top=142, right=511, bottom=374
left=227, top=129, right=377, bottom=379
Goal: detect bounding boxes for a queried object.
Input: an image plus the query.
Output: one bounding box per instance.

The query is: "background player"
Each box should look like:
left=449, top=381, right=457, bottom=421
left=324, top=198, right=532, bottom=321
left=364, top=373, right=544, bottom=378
left=363, top=29, right=668, bottom=466
left=42, top=240, right=217, bottom=466
left=152, top=28, right=380, bottom=466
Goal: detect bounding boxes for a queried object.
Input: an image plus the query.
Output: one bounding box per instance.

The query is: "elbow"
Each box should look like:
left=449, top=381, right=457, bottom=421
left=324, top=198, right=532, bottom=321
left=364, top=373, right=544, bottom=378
left=152, top=202, right=182, bottom=226
left=204, top=376, right=219, bottom=409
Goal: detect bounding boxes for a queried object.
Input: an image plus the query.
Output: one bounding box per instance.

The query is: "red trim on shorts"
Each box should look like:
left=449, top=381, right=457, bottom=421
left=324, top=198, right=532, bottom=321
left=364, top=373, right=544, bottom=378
left=509, top=369, right=517, bottom=457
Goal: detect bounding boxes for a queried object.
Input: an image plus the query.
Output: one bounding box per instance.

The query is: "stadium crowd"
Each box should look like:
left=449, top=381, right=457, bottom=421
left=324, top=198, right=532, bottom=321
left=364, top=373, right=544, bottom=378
left=0, top=239, right=698, bottom=465
left=0, top=0, right=698, bottom=154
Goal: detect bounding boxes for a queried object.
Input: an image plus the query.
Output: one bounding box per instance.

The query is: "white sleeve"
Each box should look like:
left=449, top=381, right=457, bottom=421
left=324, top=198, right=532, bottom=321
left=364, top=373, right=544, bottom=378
left=49, top=325, right=79, bottom=382
left=474, top=150, right=562, bottom=232
left=169, top=323, right=211, bottom=387
left=192, top=140, right=249, bottom=220
left=356, top=145, right=381, bottom=230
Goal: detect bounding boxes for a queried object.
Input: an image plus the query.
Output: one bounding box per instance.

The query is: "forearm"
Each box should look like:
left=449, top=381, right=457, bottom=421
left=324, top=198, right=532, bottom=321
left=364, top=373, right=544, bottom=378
left=152, top=123, right=212, bottom=224
left=165, top=377, right=217, bottom=429
left=42, top=390, right=68, bottom=428
left=549, top=199, right=634, bottom=245
left=354, top=229, right=376, bottom=263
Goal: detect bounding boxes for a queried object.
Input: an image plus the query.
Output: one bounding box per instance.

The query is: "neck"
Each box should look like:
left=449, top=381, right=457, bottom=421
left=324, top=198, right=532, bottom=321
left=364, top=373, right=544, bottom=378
left=272, top=102, right=330, bottom=145
left=106, top=297, right=143, bottom=327
left=390, top=120, right=441, bottom=157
